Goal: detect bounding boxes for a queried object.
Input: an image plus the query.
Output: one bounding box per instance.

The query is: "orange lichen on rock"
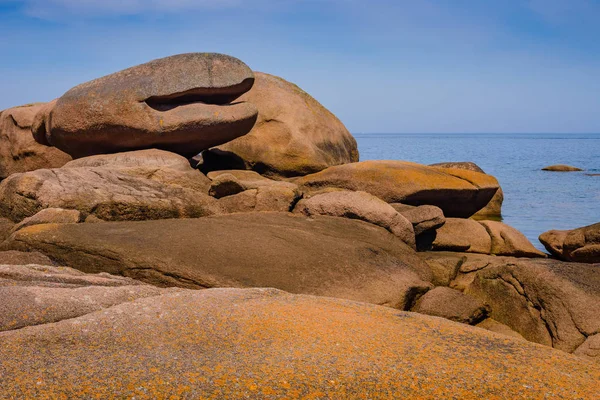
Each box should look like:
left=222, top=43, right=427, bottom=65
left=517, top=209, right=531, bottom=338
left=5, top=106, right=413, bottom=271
left=0, top=288, right=598, bottom=398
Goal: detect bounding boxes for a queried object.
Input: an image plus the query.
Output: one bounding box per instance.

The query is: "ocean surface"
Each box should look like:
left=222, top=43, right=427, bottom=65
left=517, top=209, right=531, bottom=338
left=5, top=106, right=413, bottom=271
left=355, top=133, right=600, bottom=252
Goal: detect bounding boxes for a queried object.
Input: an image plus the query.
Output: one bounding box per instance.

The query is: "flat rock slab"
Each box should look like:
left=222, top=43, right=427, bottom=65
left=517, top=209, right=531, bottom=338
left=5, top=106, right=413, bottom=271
left=294, top=160, right=499, bottom=218
left=4, top=212, right=433, bottom=309
left=34, top=53, right=258, bottom=158
left=0, top=264, right=166, bottom=331
left=0, top=288, right=597, bottom=398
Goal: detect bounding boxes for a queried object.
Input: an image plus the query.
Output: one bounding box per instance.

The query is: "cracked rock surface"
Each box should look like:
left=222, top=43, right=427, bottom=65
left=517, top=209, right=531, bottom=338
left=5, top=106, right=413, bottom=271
left=422, top=251, right=600, bottom=359
left=0, top=157, right=220, bottom=222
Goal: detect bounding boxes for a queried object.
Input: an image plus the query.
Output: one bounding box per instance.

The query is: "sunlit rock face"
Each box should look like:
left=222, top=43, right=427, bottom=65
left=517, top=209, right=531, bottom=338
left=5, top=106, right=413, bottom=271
left=33, top=53, right=258, bottom=159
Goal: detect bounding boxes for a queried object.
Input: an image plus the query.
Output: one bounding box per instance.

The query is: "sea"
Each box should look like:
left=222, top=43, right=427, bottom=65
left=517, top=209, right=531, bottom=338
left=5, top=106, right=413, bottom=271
left=355, top=133, right=600, bottom=252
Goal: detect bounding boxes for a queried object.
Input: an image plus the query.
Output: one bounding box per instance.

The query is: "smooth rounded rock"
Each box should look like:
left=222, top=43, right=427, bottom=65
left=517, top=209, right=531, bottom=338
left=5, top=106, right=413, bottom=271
left=295, top=161, right=499, bottom=218
left=540, top=222, right=600, bottom=263
left=294, top=190, right=415, bottom=248
left=200, top=72, right=359, bottom=178
left=35, top=53, right=258, bottom=158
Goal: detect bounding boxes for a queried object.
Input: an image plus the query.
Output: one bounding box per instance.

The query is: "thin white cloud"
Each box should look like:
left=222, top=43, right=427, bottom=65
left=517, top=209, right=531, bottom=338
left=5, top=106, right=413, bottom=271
left=6, top=0, right=245, bottom=18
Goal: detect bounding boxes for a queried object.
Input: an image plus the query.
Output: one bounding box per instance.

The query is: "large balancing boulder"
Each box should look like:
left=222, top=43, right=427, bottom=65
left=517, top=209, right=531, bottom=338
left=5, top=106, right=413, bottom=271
left=540, top=222, right=600, bottom=263
left=200, top=72, right=359, bottom=177
left=0, top=288, right=598, bottom=398
left=0, top=103, right=71, bottom=179
left=295, top=160, right=500, bottom=218
left=33, top=53, right=258, bottom=158
left=4, top=212, right=433, bottom=310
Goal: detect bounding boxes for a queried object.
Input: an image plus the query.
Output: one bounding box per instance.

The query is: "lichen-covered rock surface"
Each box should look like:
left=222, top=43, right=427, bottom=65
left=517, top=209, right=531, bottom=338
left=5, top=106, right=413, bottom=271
left=0, top=288, right=598, bottom=398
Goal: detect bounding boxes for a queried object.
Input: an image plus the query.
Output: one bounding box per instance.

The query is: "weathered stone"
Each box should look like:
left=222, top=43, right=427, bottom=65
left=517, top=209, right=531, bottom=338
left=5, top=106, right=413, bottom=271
left=0, top=103, right=71, bottom=179
left=12, top=208, right=81, bottom=233
left=294, top=191, right=415, bottom=247
left=480, top=220, right=547, bottom=258
left=200, top=72, right=359, bottom=178
left=432, top=218, right=492, bottom=253
left=0, top=250, right=54, bottom=266
left=63, top=149, right=212, bottom=193
left=419, top=252, right=464, bottom=287
left=540, top=222, right=600, bottom=263
left=0, top=167, right=222, bottom=222
left=424, top=251, right=600, bottom=356
left=476, top=319, right=526, bottom=341
left=295, top=161, right=499, bottom=218
left=0, top=288, right=598, bottom=398
left=391, top=203, right=445, bottom=236
left=34, top=53, right=258, bottom=158
left=209, top=173, right=246, bottom=198
left=542, top=164, right=583, bottom=172
left=574, top=334, right=600, bottom=363
left=412, top=287, right=489, bottom=325
left=63, top=148, right=193, bottom=171
left=465, top=256, right=600, bottom=353
left=0, top=218, right=15, bottom=242
left=4, top=212, right=433, bottom=310
left=208, top=170, right=299, bottom=200
left=218, top=190, right=257, bottom=213
left=430, top=161, right=503, bottom=218
left=254, top=185, right=298, bottom=212
left=0, top=264, right=166, bottom=332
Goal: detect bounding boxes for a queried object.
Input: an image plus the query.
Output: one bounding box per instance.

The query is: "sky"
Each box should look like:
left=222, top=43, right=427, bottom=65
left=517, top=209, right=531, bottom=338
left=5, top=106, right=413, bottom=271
left=0, top=0, right=599, bottom=133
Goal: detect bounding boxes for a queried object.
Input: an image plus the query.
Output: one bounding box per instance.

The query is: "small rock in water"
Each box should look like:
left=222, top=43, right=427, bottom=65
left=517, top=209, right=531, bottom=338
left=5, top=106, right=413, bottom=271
left=542, top=164, right=583, bottom=171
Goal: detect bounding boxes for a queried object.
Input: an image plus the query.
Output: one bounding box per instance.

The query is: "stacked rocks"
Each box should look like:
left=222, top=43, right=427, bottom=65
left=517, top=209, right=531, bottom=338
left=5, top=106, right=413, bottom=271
left=0, top=53, right=598, bottom=397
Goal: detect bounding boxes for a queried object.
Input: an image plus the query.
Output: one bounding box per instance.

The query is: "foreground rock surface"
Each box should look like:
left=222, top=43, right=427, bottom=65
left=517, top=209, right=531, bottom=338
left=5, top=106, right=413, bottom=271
left=0, top=288, right=597, bottom=399
left=295, top=161, right=499, bottom=218
left=540, top=222, right=600, bottom=263
left=4, top=212, right=432, bottom=309
left=200, top=72, right=359, bottom=177
left=422, top=252, right=600, bottom=356
left=0, top=103, right=71, bottom=179
left=34, top=53, right=258, bottom=158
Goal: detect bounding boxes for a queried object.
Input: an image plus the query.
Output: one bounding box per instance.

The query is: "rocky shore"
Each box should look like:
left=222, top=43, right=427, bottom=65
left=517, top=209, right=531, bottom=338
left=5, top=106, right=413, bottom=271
left=0, top=53, right=598, bottom=398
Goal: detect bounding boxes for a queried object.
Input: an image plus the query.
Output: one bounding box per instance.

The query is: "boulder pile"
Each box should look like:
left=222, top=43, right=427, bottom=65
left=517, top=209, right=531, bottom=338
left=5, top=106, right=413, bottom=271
left=0, top=52, right=597, bottom=396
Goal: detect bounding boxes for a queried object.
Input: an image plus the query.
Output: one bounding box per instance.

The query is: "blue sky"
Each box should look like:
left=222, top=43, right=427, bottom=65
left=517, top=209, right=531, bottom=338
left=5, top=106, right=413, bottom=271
left=1, top=0, right=599, bottom=133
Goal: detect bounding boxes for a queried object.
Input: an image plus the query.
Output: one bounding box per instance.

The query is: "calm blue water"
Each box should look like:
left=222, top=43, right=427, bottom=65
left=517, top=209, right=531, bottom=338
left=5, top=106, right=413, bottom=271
left=355, top=133, right=600, bottom=251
